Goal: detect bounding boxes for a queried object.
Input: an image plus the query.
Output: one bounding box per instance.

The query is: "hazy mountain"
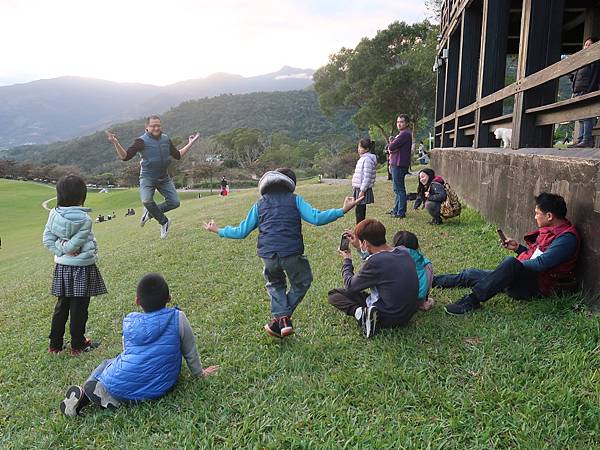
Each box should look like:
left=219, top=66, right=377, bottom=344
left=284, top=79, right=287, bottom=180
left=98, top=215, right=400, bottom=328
left=0, top=66, right=315, bottom=148
left=1, top=90, right=360, bottom=174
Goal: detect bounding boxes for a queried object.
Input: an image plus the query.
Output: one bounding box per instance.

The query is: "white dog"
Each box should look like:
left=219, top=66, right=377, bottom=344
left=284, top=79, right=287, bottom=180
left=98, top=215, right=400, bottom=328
left=494, top=128, right=512, bottom=148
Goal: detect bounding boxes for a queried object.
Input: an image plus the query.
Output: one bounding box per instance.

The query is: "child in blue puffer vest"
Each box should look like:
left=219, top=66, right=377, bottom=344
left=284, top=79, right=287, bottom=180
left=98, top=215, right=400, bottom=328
left=203, top=168, right=359, bottom=338
left=60, top=273, right=219, bottom=417
left=43, top=174, right=107, bottom=355
left=393, top=231, right=435, bottom=311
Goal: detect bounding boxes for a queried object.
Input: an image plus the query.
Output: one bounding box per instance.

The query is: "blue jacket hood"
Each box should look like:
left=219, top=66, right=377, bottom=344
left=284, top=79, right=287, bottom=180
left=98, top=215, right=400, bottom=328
left=124, top=308, right=177, bottom=346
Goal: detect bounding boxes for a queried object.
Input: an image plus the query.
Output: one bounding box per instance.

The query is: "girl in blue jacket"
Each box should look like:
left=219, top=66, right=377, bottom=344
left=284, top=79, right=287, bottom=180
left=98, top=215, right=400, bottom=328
left=42, top=175, right=107, bottom=355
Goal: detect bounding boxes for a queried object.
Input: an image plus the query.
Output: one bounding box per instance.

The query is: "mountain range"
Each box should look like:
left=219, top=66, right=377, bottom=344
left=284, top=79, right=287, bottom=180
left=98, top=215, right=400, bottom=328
left=0, top=66, right=315, bottom=148
left=1, top=90, right=361, bottom=174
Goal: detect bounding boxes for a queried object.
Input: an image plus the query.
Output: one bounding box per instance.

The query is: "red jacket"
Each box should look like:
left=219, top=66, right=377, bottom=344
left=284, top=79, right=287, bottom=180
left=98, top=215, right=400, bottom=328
left=517, top=221, right=579, bottom=295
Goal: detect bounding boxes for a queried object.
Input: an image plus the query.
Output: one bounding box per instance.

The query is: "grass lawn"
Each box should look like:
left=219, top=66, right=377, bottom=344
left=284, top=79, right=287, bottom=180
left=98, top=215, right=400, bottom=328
left=0, top=177, right=598, bottom=448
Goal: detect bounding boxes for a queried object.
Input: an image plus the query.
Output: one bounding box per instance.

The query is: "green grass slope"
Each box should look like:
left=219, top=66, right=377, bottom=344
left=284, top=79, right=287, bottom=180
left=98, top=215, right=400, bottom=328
left=0, top=179, right=598, bottom=448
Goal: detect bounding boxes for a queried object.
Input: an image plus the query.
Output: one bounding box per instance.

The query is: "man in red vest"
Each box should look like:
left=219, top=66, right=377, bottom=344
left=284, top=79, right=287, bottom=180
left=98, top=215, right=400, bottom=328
left=434, top=193, right=579, bottom=315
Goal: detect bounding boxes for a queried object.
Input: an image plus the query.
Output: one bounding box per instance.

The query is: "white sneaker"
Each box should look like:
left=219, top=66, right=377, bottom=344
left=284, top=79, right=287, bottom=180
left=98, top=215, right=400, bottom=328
left=160, top=219, right=171, bottom=239
left=140, top=208, right=151, bottom=227
left=361, top=306, right=378, bottom=338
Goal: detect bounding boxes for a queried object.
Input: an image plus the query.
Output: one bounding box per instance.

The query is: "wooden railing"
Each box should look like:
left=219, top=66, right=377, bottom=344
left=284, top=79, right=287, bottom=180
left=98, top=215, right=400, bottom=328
left=435, top=41, right=600, bottom=129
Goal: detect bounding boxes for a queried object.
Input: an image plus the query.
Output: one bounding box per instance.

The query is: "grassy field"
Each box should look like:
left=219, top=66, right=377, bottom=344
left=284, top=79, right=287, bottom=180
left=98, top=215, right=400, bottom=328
left=0, top=177, right=598, bottom=449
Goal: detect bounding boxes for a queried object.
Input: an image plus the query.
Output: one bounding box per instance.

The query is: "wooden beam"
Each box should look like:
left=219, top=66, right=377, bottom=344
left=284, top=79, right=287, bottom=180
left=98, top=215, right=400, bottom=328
left=481, top=113, right=513, bottom=125
left=512, top=0, right=565, bottom=148
left=526, top=90, right=600, bottom=114
left=475, top=0, right=510, bottom=147
left=535, top=104, right=600, bottom=126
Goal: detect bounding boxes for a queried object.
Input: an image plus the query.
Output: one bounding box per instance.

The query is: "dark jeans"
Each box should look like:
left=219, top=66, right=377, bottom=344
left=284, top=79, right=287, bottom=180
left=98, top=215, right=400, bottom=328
left=391, top=166, right=408, bottom=216
left=425, top=200, right=442, bottom=223
left=328, top=288, right=410, bottom=328
left=49, top=296, right=90, bottom=350
left=355, top=204, right=367, bottom=224
left=574, top=92, right=598, bottom=143
left=139, top=176, right=180, bottom=225
left=262, top=254, right=314, bottom=317
left=432, top=256, right=540, bottom=302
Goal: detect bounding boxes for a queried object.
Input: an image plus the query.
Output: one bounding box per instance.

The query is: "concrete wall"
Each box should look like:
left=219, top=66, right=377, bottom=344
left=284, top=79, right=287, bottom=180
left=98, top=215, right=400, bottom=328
left=431, top=147, right=600, bottom=300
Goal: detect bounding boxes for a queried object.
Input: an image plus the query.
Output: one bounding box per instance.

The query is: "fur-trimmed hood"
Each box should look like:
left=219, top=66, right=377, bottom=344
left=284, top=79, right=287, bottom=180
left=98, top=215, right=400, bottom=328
left=258, top=171, right=296, bottom=195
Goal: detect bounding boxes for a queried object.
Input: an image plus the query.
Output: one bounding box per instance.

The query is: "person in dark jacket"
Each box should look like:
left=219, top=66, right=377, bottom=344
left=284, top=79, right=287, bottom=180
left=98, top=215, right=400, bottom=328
left=413, top=169, right=447, bottom=225
left=328, top=219, right=419, bottom=338
left=568, top=37, right=600, bottom=148
left=386, top=114, right=412, bottom=218
left=435, top=193, right=579, bottom=315
left=203, top=168, right=360, bottom=338
left=59, top=273, right=219, bottom=417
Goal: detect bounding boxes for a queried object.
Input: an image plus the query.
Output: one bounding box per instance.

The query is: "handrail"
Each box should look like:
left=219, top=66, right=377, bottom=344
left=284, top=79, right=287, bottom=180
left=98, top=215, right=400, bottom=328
left=436, top=41, right=600, bottom=127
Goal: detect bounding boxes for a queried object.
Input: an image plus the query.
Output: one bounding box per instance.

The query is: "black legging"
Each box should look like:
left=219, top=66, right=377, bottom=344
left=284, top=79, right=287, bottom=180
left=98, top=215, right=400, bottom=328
left=355, top=204, right=367, bottom=224
left=49, top=296, right=90, bottom=350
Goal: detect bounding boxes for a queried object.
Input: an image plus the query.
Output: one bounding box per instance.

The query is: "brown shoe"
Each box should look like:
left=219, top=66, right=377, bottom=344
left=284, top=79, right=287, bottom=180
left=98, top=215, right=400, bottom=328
left=572, top=141, right=594, bottom=148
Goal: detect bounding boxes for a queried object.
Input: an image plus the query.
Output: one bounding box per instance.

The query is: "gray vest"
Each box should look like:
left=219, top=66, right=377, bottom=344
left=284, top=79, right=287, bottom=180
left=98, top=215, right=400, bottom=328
left=139, top=132, right=172, bottom=179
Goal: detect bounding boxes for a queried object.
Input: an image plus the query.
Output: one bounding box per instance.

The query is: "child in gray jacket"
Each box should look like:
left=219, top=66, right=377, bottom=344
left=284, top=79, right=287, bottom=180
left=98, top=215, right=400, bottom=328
left=43, top=175, right=107, bottom=355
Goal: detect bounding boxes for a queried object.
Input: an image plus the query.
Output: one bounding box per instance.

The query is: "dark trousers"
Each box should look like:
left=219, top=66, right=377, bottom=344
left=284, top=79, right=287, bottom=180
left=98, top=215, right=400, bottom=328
left=391, top=166, right=408, bottom=216
left=328, top=288, right=410, bottom=328
left=425, top=201, right=442, bottom=223
left=49, top=296, right=90, bottom=350
left=432, top=256, right=540, bottom=303
left=355, top=204, right=367, bottom=224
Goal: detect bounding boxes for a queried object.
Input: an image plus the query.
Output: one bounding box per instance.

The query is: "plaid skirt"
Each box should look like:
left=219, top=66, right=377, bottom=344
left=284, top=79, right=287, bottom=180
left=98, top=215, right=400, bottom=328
left=353, top=187, right=375, bottom=205
left=51, top=264, right=108, bottom=298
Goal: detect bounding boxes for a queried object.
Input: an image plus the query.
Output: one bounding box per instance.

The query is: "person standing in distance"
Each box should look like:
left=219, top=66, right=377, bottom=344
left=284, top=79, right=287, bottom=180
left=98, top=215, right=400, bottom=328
left=387, top=114, right=412, bottom=218
left=106, top=116, right=200, bottom=239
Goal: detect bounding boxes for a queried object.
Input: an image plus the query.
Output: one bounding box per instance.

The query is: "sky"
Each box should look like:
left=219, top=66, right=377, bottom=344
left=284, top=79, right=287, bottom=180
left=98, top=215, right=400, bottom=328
left=0, top=0, right=428, bottom=86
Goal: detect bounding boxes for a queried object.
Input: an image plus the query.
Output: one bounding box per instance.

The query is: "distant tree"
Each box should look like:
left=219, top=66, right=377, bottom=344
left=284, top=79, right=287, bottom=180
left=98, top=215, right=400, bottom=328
left=314, top=20, right=438, bottom=142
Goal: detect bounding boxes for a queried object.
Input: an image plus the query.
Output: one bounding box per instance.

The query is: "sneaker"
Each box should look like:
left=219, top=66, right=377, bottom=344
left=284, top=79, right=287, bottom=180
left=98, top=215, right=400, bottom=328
left=279, top=316, right=294, bottom=337
left=140, top=208, right=152, bottom=227
left=386, top=210, right=395, bottom=215
left=361, top=306, right=378, bottom=338
left=48, top=345, right=65, bottom=354
left=60, top=385, right=89, bottom=417
left=70, top=338, right=100, bottom=356
left=264, top=318, right=282, bottom=338
left=444, top=295, right=481, bottom=315
left=160, top=219, right=171, bottom=239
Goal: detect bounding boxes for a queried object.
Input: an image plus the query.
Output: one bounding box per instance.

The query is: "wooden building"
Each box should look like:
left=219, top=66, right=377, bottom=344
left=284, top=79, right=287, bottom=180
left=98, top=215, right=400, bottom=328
left=431, top=0, right=600, bottom=297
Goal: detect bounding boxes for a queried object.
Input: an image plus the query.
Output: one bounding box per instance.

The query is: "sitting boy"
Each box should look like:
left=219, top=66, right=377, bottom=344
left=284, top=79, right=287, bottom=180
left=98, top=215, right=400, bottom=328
left=60, top=273, right=219, bottom=417
left=328, top=219, right=420, bottom=338
left=203, top=168, right=359, bottom=338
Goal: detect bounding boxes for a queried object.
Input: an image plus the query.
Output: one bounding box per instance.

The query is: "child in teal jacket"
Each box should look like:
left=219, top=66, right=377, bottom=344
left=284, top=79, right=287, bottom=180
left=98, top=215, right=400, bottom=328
left=42, top=175, right=107, bottom=355
left=393, top=231, right=434, bottom=311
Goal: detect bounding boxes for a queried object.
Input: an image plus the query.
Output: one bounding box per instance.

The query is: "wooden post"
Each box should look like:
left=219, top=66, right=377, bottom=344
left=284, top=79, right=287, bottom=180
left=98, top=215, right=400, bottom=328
left=442, top=28, right=461, bottom=147
left=512, top=0, right=565, bottom=149
left=455, top=7, right=482, bottom=147
left=475, top=0, right=511, bottom=148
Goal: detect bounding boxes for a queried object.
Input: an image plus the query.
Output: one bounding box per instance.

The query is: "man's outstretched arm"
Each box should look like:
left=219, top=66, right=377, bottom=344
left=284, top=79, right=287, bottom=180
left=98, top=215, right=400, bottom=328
left=106, top=131, right=140, bottom=161
left=176, top=133, right=201, bottom=159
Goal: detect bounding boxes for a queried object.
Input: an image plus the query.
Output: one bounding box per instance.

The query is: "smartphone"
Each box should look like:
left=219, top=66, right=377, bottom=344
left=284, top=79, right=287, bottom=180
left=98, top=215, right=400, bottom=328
left=497, top=229, right=507, bottom=243
left=339, top=234, right=350, bottom=251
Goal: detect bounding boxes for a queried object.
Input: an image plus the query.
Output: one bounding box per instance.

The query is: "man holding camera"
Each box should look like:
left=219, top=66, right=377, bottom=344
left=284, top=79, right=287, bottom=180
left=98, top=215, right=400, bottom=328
left=106, top=115, right=200, bottom=239
left=328, top=219, right=419, bottom=338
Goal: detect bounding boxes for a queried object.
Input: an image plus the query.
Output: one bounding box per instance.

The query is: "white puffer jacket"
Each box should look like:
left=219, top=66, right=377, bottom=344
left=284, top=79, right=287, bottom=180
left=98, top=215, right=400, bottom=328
left=351, top=152, right=377, bottom=192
